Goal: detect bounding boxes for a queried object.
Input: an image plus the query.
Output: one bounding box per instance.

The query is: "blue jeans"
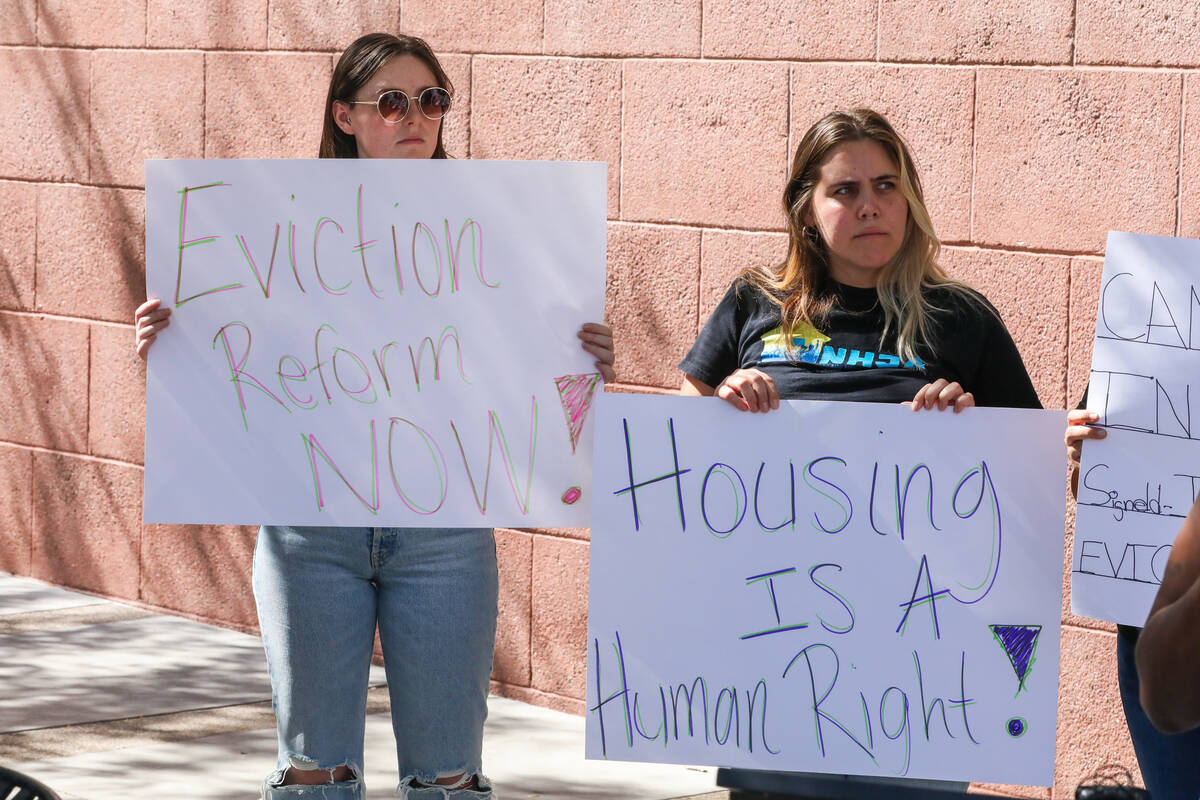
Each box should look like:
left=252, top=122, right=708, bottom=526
left=1117, top=624, right=1200, bottom=800
left=253, top=525, right=499, bottom=800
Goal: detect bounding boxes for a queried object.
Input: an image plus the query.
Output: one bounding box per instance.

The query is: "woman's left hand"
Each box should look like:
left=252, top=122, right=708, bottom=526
left=578, top=322, right=615, bottom=382
left=908, top=379, right=974, bottom=412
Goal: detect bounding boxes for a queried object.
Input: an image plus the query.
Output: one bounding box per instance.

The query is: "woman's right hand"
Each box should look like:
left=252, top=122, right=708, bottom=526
left=715, top=368, right=780, bottom=413
left=134, top=298, right=171, bottom=360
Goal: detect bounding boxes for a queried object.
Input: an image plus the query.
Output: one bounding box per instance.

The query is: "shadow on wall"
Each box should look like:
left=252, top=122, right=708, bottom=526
left=0, top=447, right=32, bottom=575
left=4, top=11, right=259, bottom=626
left=31, top=8, right=141, bottom=601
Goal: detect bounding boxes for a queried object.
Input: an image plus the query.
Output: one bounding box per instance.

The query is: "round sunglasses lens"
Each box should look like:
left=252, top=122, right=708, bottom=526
left=377, top=91, right=410, bottom=122
left=419, top=88, right=451, bottom=119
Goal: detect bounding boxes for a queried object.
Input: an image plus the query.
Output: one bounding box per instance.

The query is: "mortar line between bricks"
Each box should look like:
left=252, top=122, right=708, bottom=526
left=938, top=241, right=1103, bottom=257
left=618, top=60, right=624, bottom=219
left=0, top=309, right=134, bottom=329
left=31, top=169, right=40, bottom=331
left=525, top=532, right=534, bottom=686
left=1177, top=75, right=1186, bottom=238
left=785, top=62, right=792, bottom=168
left=25, top=450, right=34, bottom=569
left=487, top=680, right=586, bottom=713
left=84, top=323, right=91, bottom=451
left=202, top=51, right=208, bottom=161
left=969, top=69, right=978, bottom=245
left=1070, top=0, right=1078, bottom=66
left=9, top=44, right=1200, bottom=73
left=0, top=439, right=143, bottom=469
left=604, top=219, right=1105, bottom=257
left=1061, top=619, right=1118, bottom=636
left=693, top=222, right=702, bottom=337
left=1062, top=251, right=1071, bottom=407
left=0, top=176, right=146, bottom=192
left=466, top=55, right=473, bottom=160
left=875, top=0, right=881, bottom=61
left=85, top=51, right=93, bottom=185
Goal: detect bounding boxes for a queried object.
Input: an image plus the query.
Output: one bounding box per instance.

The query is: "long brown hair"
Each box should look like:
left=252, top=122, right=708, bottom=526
left=745, top=108, right=977, bottom=363
left=319, top=32, right=454, bottom=159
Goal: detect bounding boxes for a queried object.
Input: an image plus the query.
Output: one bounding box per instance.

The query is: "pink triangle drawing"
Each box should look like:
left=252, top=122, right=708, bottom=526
left=555, top=373, right=603, bottom=454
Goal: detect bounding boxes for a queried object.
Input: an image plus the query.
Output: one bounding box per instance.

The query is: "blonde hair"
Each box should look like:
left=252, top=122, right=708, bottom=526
left=745, top=108, right=980, bottom=363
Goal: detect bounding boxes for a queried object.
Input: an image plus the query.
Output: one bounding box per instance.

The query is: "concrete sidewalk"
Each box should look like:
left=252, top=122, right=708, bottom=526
left=0, top=573, right=724, bottom=800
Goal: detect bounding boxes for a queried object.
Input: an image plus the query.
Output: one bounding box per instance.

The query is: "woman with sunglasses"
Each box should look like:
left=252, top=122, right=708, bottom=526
left=680, top=108, right=1038, bottom=796
left=134, top=33, right=614, bottom=800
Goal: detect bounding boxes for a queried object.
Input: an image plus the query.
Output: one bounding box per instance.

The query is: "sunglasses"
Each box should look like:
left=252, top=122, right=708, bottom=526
left=345, top=87, right=452, bottom=123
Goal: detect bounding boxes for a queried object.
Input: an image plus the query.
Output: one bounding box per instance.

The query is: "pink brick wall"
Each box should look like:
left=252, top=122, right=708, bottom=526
left=2, top=2, right=1192, bottom=796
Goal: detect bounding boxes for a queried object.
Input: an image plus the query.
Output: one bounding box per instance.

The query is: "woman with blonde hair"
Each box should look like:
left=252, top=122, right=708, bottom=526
left=683, top=108, right=1038, bottom=414
left=680, top=108, right=1039, bottom=797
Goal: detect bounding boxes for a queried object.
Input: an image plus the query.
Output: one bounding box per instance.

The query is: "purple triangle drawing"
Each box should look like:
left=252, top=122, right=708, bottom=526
left=555, top=373, right=602, bottom=454
left=990, top=624, right=1042, bottom=694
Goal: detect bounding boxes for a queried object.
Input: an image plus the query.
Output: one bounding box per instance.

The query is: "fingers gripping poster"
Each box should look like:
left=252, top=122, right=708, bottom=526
left=143, top=159, right=606, bottom=527
left=1072, top=231, right=1200, bottom=625
left=586, top=395, right=1066, bottom=785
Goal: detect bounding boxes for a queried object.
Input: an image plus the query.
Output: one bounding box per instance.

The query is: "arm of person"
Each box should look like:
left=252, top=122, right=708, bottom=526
left=680, top=369, right=779, bottom=412
left=578, top=321, right=615, bottom=382
left=1135, top=496, right=1200, bottom=733
left=134, top=298, right=171, bottom=359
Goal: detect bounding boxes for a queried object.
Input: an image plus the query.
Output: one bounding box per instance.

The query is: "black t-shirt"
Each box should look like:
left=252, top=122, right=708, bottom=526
left=680, top=279, right=1042, bottom=409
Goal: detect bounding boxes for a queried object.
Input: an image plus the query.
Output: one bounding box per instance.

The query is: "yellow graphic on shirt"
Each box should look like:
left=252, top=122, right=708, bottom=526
left=760, top=321, right=830, bottom=364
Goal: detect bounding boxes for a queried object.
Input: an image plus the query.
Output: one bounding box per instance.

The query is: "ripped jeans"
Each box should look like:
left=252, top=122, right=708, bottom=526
left=253, top=525, right=499, bottom=799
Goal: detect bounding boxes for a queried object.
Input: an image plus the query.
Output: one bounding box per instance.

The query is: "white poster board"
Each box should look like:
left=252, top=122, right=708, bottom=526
left=143, top=159, right=606, bottom=527
left=1072, top=231, right=1200, bottom=625
left=586, top=395, right=1066, bottom=786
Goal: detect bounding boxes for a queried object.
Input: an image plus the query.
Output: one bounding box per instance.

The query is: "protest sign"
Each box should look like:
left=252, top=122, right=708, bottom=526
left=586, top=395, right=1066, bottom=785
left=1072, top=231, right=1200, bottom=625
left=143, top=159, right=606, bottom=527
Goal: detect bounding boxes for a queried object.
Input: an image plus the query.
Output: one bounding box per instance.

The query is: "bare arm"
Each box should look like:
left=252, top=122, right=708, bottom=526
left=1136, top=495, right=1200, bottom=733
left=680, top=375, right=714, bottom=396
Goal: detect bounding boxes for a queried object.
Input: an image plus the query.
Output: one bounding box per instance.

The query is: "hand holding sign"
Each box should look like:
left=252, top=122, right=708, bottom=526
left=586, top=395, right=1066, bottom=785
left=143, top=158, right=607, bottom=528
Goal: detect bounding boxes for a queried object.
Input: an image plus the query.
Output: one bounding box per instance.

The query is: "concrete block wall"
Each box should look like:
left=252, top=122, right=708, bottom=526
left=1, top=1, right=1194, bottom=796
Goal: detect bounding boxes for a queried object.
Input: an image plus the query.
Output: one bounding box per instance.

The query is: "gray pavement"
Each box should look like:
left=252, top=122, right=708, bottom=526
left=0, top=573, right=725, bottom=800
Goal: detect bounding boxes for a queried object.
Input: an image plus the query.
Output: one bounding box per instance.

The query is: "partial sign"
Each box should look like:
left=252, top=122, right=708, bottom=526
left=586, top=395, right=1066, bottom=786
left=144, top=159, right=606, bottom=527
left=1072, top=231, right=1200, bottom=624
